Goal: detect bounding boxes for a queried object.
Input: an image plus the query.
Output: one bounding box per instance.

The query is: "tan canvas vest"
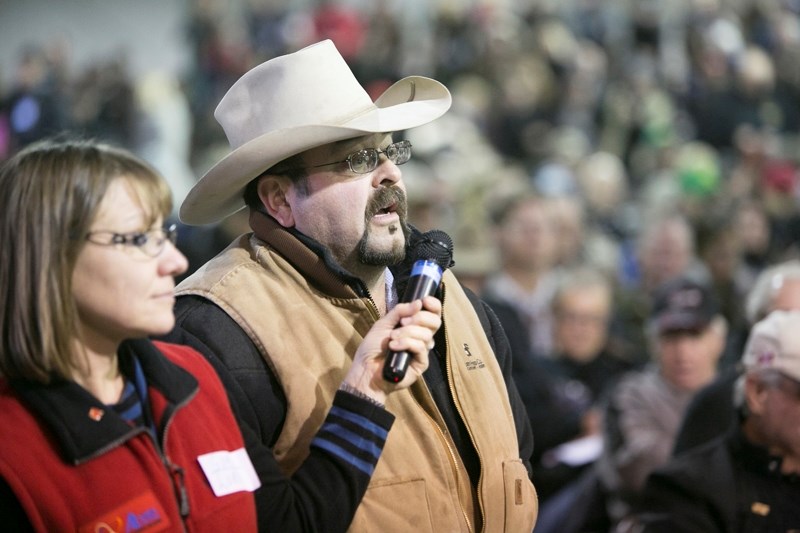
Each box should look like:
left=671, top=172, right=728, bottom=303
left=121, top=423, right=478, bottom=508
left=177, top=234, right=538, bottom=532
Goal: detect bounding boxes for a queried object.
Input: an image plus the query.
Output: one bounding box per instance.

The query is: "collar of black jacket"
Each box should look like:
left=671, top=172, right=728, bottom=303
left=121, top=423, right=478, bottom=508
left=10, top=339, right=198, bottom=465
left=730, top=423, right=795, bottom=481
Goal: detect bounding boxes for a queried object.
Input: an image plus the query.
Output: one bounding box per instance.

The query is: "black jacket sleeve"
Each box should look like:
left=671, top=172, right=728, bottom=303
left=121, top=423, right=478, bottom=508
left=161, top=295, right=395, bottom=533
left=165, top=295, right=286, bottom=447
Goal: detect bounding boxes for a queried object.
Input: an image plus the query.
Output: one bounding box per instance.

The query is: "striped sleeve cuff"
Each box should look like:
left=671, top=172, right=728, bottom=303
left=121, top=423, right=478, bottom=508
left=310, top=391, right=395, bottom=477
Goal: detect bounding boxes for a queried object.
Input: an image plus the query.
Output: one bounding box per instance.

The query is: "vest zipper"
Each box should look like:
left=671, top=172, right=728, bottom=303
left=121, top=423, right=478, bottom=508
left=412, top=381, right=474, bottom=533
left=155, top=389, right=198, bottom=531
left=365, top=293, right=381, bottom=320
left=373, top=275, right=474, bottom=530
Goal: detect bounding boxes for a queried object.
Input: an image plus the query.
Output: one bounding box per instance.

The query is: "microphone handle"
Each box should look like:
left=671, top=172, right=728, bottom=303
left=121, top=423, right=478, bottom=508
left=382, top=261, right=443, bottom=383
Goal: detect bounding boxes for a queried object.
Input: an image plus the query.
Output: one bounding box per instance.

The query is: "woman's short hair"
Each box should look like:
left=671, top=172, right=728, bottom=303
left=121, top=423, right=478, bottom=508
left=0, top=137, right=171, bottom=383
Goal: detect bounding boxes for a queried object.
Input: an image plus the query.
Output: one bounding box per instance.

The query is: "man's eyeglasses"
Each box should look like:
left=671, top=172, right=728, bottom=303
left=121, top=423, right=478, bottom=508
left=287, top=140, right=412, bottom=175
left=85, top=224, right=178, bottom=258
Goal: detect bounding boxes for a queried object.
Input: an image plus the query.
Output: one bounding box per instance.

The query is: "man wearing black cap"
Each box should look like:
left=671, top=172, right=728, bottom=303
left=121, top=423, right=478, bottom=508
left=593, top=276, right=728, bottom=528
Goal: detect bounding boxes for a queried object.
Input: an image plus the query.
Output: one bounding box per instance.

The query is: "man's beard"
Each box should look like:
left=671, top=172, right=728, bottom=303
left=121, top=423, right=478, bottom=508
left=357, top=186, right=410, bottom=266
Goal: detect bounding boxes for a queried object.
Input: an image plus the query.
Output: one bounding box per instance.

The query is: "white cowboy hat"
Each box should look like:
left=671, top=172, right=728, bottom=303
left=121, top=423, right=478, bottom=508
left=180, top=39, right=452, bottom=225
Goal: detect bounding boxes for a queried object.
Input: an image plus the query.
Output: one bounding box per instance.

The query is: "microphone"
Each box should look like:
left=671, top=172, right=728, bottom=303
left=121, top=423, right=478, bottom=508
left=383, top=230, right=454, bottom=383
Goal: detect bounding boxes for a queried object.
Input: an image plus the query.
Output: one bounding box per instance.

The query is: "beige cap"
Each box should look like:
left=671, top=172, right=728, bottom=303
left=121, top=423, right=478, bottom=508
left=742, top=310, right=800, bottom=382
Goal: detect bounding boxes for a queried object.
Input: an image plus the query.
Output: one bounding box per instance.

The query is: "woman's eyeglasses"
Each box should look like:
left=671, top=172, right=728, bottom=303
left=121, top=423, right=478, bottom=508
left=85, top=224, right=178, bottom=258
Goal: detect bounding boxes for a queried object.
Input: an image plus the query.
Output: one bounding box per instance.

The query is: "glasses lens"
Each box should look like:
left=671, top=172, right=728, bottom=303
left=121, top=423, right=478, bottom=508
left=390, top=141, right=411, bottom=165
left=348, top=149, right=378, bottom=174
left=142, top=232, right=163, bottom=257
left=143, top=224, right=177, bottom=257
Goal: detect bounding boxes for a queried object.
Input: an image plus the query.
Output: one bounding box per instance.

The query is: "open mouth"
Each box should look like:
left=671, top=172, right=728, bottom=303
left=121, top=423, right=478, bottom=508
left=368, top=187, right=407, bottom=223
left=377, top=201, right=397, bottom=216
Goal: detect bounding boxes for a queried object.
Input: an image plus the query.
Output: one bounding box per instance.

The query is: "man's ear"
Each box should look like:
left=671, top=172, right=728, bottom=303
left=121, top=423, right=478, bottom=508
left=257, top=175, right=295, bottom=227
left=745, top=374, right=768, bottom=416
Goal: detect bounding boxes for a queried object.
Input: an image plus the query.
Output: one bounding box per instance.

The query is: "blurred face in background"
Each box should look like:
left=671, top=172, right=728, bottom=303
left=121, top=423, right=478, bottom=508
left=702, top=228, right=743, bottom=283
left=549, top=196, right=586, bottom=267
left=638, top=217, right=694, bottom=291
left=497, top=197, right=558, bottom=273
left=554, top=284, right=612, bottom=363
left=736, top=202, right=771, bottom=259
left=746, top=372, right=800, bottom=467
left=657, top=320, right=724, bottom=391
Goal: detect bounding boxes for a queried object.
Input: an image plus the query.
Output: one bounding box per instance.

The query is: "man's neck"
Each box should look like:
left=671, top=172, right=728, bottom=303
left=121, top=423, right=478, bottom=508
left=744, top=418, right=800, bottom=475
left=360, top=267, right=388, bottom=316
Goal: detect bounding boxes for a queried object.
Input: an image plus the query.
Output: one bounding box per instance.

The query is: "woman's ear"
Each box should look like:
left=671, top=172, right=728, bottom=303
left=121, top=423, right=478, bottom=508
left=258, top=176, right=294, bottom=227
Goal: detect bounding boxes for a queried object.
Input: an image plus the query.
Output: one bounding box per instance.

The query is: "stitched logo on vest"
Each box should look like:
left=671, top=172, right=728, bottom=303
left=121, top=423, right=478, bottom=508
left=463, top=343, right=486, bottom=371
left=79, top=491, right=170, bottom=533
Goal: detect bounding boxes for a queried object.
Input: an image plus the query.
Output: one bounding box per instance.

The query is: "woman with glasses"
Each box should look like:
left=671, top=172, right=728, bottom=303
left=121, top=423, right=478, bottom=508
left=0, top=138, right=440, bottom=532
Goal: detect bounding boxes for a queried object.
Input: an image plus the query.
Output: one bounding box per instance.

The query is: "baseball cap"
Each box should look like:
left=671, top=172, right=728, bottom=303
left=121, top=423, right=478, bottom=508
left=651, top=277, right=719, bottom=334
left=742, top=310, right=800, bottom=382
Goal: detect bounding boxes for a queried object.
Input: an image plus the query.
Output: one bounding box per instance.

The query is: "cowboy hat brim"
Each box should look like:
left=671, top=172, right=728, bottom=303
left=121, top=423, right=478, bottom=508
left=180, top=76, right=451, bottom=225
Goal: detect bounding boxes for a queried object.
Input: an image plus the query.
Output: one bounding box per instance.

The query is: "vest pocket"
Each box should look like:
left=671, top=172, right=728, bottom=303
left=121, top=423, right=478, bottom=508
left=503, top=459, right=539, bottom=532
left=348, top=478, right=435, bottom=532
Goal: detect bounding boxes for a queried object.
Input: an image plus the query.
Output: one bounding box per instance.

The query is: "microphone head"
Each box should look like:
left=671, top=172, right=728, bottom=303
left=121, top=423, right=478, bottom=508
left=414, top=230, right=454, bottom=269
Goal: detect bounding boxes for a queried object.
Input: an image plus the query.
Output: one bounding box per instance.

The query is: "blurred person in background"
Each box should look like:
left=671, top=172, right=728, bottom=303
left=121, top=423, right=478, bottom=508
left=548, top=266, right=636, bottom=398
left=595, top=276, right=727, bottom=528
left=2, top=44, right=69, bottom=153
left=482, top=192, right=561, bottom=358
left=735, top=198, right=776, bottom=284
left=547, top=194, right=587, bottom=269
left=695, top=209, right=752, bottom=368
left=687, top=31, right=798, bottom=150
left=611, top=212, right=704, bottom=366
left=631, top=310, right=800, bottom=532
left=523, top=266, right=634, bottom=503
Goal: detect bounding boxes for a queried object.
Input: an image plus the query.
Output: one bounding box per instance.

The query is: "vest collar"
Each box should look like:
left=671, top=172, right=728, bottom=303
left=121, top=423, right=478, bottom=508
left=249, top=209, right=368, bottom=298
left=247, top=210, right=441, bottom=307
left=10, top=339, right=197, bottom=465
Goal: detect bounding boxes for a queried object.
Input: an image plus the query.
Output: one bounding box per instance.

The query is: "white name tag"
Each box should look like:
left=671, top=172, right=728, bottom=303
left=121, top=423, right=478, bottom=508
left=197, top=448, right=262, bottom=497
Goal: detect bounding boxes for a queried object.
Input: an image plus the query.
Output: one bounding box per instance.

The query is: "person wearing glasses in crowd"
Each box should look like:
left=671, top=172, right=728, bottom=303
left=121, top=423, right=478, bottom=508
left=630, top=310, right=800, bottom=531
left=163, top=40, right=538, bottom=532
left=0, top=138, right=441, bottom=532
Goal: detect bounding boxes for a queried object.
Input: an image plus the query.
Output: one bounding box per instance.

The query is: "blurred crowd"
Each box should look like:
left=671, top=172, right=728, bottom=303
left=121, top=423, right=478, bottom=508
left=4, top=0, right=798, bottom=278
left=2, top=0, right=800, bottom=529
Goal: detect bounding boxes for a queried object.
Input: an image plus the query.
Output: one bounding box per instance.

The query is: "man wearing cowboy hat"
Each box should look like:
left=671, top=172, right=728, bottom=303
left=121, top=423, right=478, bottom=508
left=165, top=40, right=538, bottom=532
